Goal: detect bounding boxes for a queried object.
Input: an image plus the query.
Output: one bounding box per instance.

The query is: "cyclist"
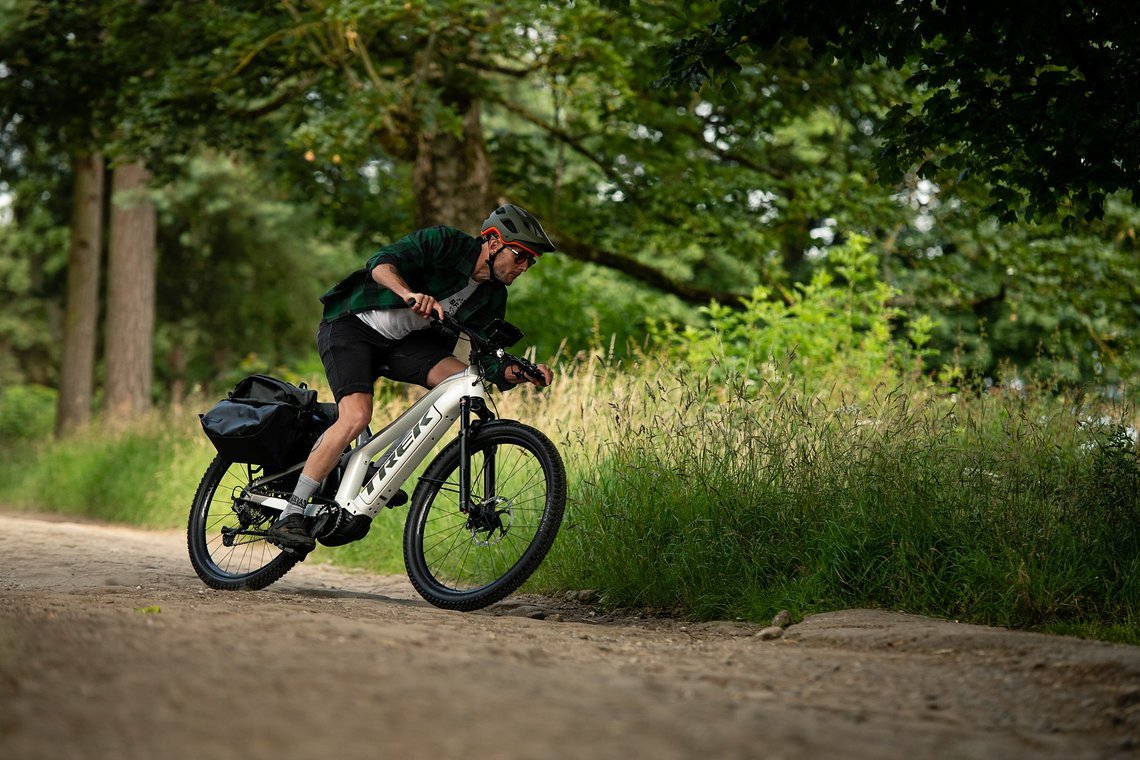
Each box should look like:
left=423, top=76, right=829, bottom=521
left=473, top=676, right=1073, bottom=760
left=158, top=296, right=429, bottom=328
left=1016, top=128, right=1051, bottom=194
left=267, top=203, right=556, bottom=555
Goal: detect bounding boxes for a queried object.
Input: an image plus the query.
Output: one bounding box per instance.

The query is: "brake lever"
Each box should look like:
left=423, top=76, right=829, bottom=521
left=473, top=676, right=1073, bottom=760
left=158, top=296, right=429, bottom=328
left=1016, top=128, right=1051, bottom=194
left=510, top=356, right=548, bottom=386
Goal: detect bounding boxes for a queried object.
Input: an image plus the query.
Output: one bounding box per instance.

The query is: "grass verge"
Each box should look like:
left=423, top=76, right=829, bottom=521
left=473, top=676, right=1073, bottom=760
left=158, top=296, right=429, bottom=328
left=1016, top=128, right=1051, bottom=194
left=1, top=360, right=1136, bottom=644
left=537, top=365, right=1139, bottom=644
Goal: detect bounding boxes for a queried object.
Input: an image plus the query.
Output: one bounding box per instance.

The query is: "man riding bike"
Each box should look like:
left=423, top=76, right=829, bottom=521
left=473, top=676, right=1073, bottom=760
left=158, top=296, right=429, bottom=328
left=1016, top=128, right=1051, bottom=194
left=267, top=203, right=556, bottom=555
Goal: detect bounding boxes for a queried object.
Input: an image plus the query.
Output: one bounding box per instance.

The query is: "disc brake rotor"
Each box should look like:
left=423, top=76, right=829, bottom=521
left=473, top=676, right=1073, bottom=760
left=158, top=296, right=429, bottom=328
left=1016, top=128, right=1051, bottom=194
left=467, top=497, right=512, bottom=546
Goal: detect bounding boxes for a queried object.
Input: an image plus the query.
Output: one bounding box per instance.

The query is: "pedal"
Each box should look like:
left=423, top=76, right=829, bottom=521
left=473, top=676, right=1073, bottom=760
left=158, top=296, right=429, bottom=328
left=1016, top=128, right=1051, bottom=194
left=386, top=490, right=409, bottom=508
left=279, top=545, right=309, bottom=561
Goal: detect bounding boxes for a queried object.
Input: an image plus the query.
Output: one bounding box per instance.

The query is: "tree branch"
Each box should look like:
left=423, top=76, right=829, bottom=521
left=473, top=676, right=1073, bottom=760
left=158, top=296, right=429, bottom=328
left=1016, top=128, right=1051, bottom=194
left=489, top=96, right=628, bottom=187
left=552, top=231, right=746, bottom=306
left=463, top=59, right=544, bottom=79
left=239, top=72, right=320, bottom=119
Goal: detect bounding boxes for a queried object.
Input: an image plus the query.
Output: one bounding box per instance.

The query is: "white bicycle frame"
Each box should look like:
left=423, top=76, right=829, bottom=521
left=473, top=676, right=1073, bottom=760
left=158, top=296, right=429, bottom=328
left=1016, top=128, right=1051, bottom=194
left=244, top=365, right=488, bottom=520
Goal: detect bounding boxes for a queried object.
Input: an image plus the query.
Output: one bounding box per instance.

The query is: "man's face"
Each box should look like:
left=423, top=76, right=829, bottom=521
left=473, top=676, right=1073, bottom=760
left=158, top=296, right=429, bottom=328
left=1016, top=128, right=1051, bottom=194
left=492, top=243, right=536, bottom=285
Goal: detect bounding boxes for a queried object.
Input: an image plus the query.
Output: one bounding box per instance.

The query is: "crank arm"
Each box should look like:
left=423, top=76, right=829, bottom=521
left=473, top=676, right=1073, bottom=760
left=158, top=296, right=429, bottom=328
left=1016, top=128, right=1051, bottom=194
left=220, top=525, right=271, bottom=547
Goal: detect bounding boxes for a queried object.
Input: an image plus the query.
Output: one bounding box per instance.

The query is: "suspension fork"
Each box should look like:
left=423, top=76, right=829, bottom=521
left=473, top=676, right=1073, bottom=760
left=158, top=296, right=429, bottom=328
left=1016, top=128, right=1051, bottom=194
left=458, top=396, right=495, bottom=512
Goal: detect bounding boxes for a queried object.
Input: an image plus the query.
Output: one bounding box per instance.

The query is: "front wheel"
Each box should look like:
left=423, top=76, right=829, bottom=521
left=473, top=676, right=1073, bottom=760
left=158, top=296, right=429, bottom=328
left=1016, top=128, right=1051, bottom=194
left=403, top=421, right=566, bottom=611
left=188, top=454, right=299, bottom=590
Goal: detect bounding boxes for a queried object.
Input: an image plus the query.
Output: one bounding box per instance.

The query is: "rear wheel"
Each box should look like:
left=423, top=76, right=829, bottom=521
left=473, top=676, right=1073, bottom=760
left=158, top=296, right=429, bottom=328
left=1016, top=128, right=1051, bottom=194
left=187, top=454, right=298, bottom=590
left=403, top=421, right=566, bottom=611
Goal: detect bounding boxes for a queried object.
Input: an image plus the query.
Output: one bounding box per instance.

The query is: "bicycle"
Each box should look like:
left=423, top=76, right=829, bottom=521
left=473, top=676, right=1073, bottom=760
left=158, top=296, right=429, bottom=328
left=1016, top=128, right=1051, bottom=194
left=187, top=309, right=566, bottom=611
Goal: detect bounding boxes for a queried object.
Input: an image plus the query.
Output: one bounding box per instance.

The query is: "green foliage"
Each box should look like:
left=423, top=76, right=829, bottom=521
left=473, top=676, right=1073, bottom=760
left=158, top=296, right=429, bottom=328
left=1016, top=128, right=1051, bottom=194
left=500, top=9, right=911, bottom=301
left=152, top=151, right=359, bottom=394
left=5, top=0, right=1139, bottom=398
left=0, top=212, right=68, bottom=385
left=507, top=252, right=695, bottom=362
left=0, top=384, right=56, bottom=447
left=882, top=188, right=1140, bottom=386
left=651, top=234, right=920, bottom=386
left=0, top=408, right=216, bottom=527
left=663, top=1, right=1140, bottom=225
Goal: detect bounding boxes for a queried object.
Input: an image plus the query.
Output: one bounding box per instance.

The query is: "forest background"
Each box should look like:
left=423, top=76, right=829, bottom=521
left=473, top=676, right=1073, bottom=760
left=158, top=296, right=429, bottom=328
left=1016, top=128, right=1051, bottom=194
left=0, top=1, right=1137, bottom=641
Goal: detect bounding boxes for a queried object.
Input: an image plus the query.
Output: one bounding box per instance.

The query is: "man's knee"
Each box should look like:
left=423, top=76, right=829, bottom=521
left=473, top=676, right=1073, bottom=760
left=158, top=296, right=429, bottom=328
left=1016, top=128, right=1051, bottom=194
left=426, top=357, right=467, bottom=388
left=337, top=394, right=373, bottom=438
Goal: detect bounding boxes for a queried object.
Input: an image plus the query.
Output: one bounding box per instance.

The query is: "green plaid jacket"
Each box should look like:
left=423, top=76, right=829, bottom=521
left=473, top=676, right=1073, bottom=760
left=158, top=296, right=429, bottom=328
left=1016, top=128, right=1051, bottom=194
left=320, top=225, right=514, bottom=389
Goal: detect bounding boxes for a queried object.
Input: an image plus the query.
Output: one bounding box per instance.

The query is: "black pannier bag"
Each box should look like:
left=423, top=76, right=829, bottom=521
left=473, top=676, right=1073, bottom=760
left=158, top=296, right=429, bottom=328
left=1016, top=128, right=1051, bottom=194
left=199, top=375, right=333, bottom=470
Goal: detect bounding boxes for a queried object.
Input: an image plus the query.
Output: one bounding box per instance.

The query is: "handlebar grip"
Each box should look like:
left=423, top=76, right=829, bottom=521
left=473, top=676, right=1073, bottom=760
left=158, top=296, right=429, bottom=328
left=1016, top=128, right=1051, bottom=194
left=405, top=297, right=422, bottom=310
left=407, top=297, right=444, bottom=324
left=513, top=359, right=547, bottom=386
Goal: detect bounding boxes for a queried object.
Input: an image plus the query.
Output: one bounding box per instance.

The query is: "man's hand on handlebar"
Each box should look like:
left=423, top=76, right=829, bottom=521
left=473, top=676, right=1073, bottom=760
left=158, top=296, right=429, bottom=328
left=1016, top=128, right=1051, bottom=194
left=406, top=293, right=444, bottom=320
left=506, top=362, right=553, bottom=388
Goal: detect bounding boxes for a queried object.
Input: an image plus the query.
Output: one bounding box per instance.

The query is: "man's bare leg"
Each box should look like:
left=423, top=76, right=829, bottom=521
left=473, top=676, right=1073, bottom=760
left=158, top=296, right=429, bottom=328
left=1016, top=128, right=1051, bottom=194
left=268, top=392, right=374, bottom=553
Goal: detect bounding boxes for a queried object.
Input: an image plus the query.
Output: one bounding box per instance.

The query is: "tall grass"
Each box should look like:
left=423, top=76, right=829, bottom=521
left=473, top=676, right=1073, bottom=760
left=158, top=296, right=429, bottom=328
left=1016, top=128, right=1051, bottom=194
left=2, top=355, right=1136, bottom=642
left=0, top=402, right=219, bottom=527
left=534, top=358, right=1139, bottom=642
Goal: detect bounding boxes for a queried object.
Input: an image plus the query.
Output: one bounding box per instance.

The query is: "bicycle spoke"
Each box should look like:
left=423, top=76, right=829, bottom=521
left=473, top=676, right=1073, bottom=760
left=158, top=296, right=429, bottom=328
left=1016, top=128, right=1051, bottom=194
left=407, top=429, right=562, bottom=607
left=188, top=455, right=297, bottom=590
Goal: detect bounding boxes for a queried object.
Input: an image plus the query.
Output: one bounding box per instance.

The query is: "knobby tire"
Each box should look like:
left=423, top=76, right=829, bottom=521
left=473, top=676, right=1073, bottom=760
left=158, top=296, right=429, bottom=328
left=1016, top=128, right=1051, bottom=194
left=403, top=420, right=566, bottom=611
left=187, top=454, right=298, bottom=591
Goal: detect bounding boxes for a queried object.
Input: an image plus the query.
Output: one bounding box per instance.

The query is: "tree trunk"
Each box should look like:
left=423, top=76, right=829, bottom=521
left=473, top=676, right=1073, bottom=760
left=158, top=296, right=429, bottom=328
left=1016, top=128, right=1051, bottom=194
left=103, top=161, right=156, bottom=418
left=412, top=96, right=494, bottom=233
left=55, top=153, right=105, bottom=437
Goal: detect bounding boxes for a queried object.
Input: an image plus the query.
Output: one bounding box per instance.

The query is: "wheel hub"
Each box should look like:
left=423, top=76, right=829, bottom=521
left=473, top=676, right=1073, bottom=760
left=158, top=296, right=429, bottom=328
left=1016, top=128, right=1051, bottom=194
left=467, top=497, right=512, bottom=546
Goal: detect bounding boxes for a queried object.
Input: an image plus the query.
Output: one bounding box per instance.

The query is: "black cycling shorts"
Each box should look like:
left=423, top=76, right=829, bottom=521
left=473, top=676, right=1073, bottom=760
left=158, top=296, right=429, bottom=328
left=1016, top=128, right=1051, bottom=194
left=317, top=316, right=458, bottom=402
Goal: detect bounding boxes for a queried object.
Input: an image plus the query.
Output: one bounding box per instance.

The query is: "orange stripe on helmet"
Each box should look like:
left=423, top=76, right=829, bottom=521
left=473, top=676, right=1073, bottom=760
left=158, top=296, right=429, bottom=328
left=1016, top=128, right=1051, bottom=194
left=482, top=227, right=545, bottom=257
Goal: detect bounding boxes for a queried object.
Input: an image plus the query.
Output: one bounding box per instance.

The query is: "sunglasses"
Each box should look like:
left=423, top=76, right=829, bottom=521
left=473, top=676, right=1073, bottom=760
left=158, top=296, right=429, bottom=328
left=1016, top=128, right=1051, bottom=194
left=504, top=246, right=537, bottom=268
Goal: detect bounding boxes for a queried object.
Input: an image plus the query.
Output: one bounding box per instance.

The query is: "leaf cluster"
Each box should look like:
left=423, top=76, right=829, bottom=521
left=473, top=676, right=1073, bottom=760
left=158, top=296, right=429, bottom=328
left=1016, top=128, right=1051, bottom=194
left=663, top=1, right=1140, bottom=224
left=1, top=0, right=1137, bottom=395
left=652, top=234, right=926, bottom=388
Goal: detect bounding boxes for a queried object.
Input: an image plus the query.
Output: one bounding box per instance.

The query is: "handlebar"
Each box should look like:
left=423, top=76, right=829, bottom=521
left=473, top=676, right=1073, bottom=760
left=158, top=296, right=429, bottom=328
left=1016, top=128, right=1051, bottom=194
left=404, top=298, right=546, bottom=386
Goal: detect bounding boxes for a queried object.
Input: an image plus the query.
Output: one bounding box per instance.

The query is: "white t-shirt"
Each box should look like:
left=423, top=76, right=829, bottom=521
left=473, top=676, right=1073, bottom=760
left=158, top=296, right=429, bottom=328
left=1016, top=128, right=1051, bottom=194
left=357, top=278, right=481, bottom=340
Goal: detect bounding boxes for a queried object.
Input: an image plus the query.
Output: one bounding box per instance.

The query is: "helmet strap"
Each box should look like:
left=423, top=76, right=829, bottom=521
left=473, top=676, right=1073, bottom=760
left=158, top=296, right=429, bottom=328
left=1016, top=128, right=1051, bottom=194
left=485, top=237, right=504, bottom=284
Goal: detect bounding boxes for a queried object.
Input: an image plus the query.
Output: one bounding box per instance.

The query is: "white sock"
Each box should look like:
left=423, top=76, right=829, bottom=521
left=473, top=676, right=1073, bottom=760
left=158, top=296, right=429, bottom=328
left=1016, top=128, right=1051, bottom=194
left=282, top=474, right=320, bottom=518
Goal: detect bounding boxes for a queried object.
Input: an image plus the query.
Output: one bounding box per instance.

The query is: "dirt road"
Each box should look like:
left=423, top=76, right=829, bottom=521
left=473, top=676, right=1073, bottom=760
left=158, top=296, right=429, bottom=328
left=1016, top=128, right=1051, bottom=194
left=1, top=511, right=1138, bottom=759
